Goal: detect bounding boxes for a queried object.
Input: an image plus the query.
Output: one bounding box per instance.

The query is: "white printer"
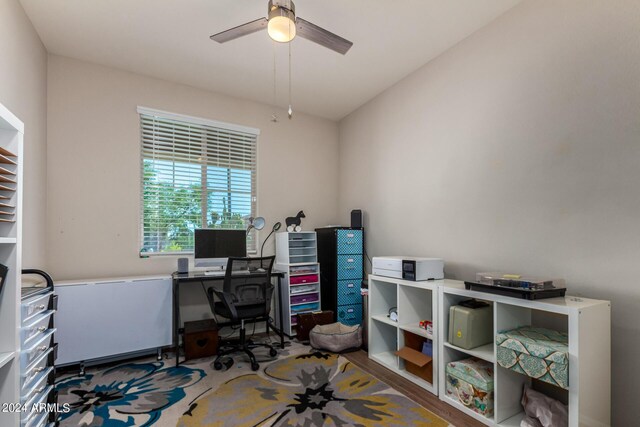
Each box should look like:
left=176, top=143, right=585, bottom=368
left=372, top=256, right=444, bottom=281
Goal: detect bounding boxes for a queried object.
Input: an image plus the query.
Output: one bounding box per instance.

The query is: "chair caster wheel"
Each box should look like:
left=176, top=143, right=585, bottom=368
left=269, top=348, right=277, bottom=357
left=251, top=362, right=260, bottom=371
left=214, top=361, right=223, bottom=371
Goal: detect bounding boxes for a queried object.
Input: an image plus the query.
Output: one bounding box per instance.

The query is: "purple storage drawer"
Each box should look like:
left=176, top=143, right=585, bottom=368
left=290, top=293, right=319, bottom=305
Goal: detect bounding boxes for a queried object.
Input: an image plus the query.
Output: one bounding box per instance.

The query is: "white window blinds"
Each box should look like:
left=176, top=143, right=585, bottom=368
left=139, top=107, right=259, bottom=256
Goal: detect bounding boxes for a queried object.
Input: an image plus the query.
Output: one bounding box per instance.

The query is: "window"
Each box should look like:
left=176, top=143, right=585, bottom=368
left=139, top=107, right=259, bottom=256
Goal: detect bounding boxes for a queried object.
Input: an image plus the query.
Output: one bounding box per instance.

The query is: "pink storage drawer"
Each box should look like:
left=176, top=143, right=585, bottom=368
left=290, top=293, right=319, bottom=305
left=290, top=274, right=319, bottom=285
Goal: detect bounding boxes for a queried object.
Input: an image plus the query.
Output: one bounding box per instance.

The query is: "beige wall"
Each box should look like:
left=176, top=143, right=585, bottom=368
left=338, top=1, right=639, bottom=424
left=46, top=55, right=340, bottom=282
left=0, top=0, right=47, bottom=268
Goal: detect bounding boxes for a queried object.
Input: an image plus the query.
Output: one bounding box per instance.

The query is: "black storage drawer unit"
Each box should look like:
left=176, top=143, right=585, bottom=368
left=315, top=227, right=364, bottom=326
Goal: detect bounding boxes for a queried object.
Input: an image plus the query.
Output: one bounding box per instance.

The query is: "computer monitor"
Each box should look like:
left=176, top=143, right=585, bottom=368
left=194, top=229, right=247, bottom=268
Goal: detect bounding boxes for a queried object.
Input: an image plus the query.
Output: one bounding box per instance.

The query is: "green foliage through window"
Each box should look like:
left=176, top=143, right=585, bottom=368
left=139, top=111, right=258, bottom=255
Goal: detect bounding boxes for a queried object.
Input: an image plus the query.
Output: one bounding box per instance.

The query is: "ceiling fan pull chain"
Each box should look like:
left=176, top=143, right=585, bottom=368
left=288, top=20, right=293, bottom=120
left=272, top=40, right=278, bottom=122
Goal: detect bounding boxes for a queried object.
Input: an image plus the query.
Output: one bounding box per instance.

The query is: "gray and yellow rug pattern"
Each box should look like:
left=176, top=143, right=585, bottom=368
left=56, top=342, right=451, bottom=426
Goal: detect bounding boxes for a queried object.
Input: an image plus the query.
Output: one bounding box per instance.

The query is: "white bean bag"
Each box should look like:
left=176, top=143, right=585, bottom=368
left=309, top=322, right=362, bottom=353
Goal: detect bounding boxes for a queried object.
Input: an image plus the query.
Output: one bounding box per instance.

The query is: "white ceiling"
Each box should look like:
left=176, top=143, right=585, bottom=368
left=20, top=0, right=521, bottom=121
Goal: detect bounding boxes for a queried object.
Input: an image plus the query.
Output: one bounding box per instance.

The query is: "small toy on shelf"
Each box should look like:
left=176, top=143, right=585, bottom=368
left=419, top=320, right=433, bottom=336
left=285, top=210, right=306, bottom=232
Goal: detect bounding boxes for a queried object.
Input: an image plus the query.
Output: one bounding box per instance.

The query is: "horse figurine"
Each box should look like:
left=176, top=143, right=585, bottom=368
left=285, top=211, right=305, bottom=232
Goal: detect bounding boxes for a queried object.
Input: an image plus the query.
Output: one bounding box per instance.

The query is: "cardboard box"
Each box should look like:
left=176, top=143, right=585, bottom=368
left=396, top=346, right=433, bottom=383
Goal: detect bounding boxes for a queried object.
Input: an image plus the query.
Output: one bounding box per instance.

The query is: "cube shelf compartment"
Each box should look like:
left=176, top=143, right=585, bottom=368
left=368, top=275, right=438, bottom=395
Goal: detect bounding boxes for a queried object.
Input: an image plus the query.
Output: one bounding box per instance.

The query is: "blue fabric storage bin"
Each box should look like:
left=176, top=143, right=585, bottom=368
left=337, top=229, right=363, bottom=254
left=337, top=303, right=362, bottom=326
left=337, top=280, right=361, bottom=306
left=337, top=255, right=363, bottom=280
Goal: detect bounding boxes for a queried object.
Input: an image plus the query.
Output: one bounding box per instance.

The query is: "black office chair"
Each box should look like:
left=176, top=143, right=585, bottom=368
left=206, top=256, right=278, bottom=371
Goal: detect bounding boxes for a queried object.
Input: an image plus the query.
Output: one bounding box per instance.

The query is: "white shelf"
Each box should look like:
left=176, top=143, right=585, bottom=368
left=0, top=237, right=16, bottom=244
left=399, top=323, right=433, bottom=340
left=499, top=412, right=526, bottom=427
left=289, top=271, right=318, bottom=277
left=443, top=341, right=495, bottom=363
left=0, top=352, right=14, bottom=370
left=442, top=395, right=494, bottom=426
left=370, top=351, right=397, bottom=368
left=397, top=367, right=435, bottom=391
left=289, top=290, right=319, bottom=296
left=441, top=280, right=605, bottom=315
left=371, top=313, right=398, bottom=327
left=290, top=308, right=317, bottom=315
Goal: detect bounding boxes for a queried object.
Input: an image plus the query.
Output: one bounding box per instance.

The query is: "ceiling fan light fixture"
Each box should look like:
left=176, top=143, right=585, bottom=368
left=267, top=0, right=296, bottom=42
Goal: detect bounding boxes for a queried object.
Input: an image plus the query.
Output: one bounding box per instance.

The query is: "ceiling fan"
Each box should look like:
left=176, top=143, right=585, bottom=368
left=210, top=0, right=353, bottom=55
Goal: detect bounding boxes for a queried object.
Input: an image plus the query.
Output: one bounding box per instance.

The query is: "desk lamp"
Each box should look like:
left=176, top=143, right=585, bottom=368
left=261, top=222, right=282, bottom=257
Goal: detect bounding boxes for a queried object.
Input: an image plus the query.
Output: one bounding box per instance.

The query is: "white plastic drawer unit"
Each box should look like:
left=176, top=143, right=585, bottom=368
left=20, top=366, right=52, bottom=404
left=21, top=349, right=53, bottom=393
left=21, top=329, right=55, bottom=371
left=21, top=385, right=54, bottom=427
left=20, top=310, right=55, bottom=347
left=21, top=292, right=53, bottom=325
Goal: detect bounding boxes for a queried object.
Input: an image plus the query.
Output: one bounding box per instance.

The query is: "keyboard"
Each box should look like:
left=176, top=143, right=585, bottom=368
left=203, top=270, right=225, bottom=277
left=203, top=269, right=252, bottom=277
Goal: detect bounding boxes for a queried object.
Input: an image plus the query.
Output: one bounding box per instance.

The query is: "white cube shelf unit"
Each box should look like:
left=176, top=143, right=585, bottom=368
left=0, top=102, right=24, bottom=427
left=438, top=281, right=610, bottom=427
left=275, top=232, right=321, bottom=337
left=368, top=275, right=438, bottom=395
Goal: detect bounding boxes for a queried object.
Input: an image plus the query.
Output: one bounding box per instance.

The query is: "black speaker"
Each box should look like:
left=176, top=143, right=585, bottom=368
left=177, top=258, right=189, bottom=273
left=350, top=209, right=362, bottom=228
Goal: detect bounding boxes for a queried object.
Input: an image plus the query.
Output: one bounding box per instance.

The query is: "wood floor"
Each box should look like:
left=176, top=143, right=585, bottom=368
left=343, top=350, right=484, bottom=427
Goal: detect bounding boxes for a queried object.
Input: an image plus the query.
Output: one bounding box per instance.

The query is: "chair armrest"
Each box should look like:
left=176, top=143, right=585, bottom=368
left=211, top=289, right=238, bottom=320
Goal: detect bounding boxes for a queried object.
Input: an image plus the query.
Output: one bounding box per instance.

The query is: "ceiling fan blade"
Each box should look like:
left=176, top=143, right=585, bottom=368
left=296, top=17, right=353, bottom=55
left=210, top=17, right=268, bottom=43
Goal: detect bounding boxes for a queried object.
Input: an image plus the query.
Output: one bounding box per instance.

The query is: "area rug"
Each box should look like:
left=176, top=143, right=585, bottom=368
left=56, top=340, right=304, bottom=427
left=56, top=343, right=451, bottom=427
left=177, top=351, right=450, bottom=427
